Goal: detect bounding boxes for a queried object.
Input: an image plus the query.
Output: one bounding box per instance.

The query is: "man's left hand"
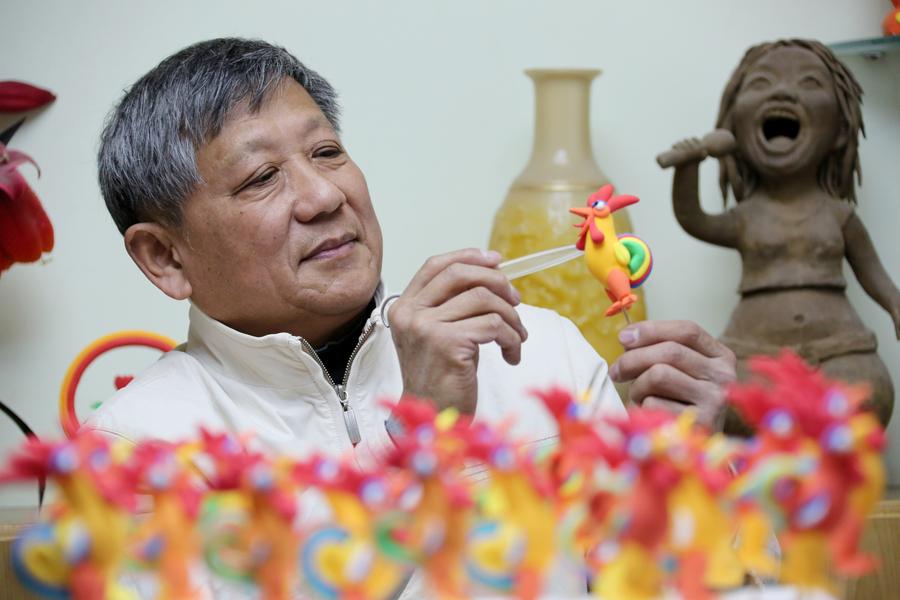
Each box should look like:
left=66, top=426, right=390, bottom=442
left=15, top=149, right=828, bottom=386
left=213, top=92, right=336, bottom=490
left=609, top=320, right=736, bottom=430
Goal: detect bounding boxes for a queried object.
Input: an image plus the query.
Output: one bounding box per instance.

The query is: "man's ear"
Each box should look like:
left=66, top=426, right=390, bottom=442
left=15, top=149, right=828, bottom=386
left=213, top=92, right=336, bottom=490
left=124, top=223, right=192, bottom=300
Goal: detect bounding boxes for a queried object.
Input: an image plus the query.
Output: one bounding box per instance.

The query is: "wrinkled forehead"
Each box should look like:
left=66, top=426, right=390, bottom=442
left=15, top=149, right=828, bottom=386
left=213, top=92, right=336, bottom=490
left=200, top=80, right=333, bottom=169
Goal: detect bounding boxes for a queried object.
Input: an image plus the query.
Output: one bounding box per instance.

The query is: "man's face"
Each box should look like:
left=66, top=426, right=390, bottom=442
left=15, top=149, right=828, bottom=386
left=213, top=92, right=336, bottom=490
left=732, top=46, right=843, bottom=182
left=173, top=79, right=383, bottom=343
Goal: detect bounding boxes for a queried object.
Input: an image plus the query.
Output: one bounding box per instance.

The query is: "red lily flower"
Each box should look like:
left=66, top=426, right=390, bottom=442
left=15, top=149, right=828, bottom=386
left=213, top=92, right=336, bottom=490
left=0, top=143, right=53, bottom=274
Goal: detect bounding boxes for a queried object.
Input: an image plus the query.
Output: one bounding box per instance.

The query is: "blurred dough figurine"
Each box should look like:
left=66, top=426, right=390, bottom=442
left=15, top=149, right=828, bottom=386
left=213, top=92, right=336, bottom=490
left=200, top=430, right=303, bottom=600
left=1, top=434, right=135, bottom=600
left=378, top=401, right=473, bottom=599
left=728, top=352, right=884, bottom=592
left=884, top=0, right=900, bottom=35
left=297, top=456, right=406, bottom=600
left=589, top=410, right=680, bottom=600
left=463, top=423, right=556, bottom=600
left=126, top=440, right=204, bottom=600
left=569, top=184, right=652, bottom=317
left=663, top=413, right=745, bottom=599
left=658, top=39, right=900, bottom=428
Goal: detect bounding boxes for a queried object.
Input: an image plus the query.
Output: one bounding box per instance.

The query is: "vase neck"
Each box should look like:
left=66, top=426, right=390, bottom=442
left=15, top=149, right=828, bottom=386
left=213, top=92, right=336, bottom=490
left=517, top=69, right=605, bottom=186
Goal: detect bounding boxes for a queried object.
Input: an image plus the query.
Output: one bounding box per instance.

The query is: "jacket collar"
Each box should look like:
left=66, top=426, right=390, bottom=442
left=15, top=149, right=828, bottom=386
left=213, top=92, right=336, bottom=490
left=185, top=283, right=385, bottom=389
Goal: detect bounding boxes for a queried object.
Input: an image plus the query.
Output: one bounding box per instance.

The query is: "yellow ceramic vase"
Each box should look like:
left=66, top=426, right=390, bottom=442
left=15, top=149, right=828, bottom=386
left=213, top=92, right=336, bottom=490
left=489, top=69, right=646, bottom=365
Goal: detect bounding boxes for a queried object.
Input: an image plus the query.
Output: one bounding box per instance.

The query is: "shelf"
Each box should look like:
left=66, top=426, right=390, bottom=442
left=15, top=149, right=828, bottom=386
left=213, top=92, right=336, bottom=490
left=829, top=35, right=900, bottom=60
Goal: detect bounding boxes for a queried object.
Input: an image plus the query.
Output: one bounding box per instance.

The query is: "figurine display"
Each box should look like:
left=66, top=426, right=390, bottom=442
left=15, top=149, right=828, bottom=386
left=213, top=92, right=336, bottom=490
left=658, top=39, right=900, bottom=428
left=2, top=351, right=886, bottom=599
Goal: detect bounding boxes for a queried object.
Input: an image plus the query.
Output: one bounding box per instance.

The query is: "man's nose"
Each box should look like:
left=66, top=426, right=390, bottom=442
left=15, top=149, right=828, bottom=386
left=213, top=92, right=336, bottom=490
left=290, top=163, right=346, bottom=222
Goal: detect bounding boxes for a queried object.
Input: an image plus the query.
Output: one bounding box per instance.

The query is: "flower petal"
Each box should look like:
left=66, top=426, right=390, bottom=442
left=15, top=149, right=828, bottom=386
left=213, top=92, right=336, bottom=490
left=0, top=81, right=56, bottom=112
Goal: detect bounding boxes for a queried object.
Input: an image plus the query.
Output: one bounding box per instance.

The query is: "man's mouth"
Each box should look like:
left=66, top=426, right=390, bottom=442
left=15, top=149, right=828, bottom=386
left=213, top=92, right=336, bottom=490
left=305, top=234, right=357, bottom=261
left=759, top=108, right=801, bottom=153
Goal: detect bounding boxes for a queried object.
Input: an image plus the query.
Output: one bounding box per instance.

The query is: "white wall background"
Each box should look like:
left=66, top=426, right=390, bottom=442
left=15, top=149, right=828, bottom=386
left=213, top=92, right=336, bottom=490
left=1, top=0, right=898, bottom=507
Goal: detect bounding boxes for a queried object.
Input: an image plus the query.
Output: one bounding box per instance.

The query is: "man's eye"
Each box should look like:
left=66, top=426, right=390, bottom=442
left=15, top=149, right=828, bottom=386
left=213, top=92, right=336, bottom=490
left=315, top=146, right=344, bottom=159
left=250, top=169, right=277, bottom=186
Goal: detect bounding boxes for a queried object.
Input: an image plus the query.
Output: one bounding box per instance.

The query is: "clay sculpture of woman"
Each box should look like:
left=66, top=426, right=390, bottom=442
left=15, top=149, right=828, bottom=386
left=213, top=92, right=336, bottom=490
left=659, top=39, right=899, bottom=428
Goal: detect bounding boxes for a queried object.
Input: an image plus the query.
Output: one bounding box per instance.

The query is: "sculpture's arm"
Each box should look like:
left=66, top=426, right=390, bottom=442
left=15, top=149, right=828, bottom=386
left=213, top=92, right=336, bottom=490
left=668, top=137, right=739, bottom=248
left=844, top=212, right=900, bottom=339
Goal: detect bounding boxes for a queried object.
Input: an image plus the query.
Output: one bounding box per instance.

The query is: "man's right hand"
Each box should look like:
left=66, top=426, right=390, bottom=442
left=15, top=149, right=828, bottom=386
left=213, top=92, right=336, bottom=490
left=385, top=248, right=528, bottom=415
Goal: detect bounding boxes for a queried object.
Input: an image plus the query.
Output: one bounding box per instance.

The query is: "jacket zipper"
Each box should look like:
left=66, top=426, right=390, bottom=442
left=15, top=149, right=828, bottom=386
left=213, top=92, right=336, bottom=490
left=299, top=322, right=375, bottom=446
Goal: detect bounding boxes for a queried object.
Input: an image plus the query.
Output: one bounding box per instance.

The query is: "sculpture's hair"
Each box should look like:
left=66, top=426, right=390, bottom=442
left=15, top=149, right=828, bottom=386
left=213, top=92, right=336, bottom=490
left=715, top=39, right=864, bottom=204
left=98, top=38, right=341, bottom=234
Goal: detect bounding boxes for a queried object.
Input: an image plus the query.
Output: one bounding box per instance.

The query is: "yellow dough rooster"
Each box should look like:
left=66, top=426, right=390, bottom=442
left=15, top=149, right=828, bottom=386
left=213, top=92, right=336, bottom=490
left=569, top=184, right=652, bottom=317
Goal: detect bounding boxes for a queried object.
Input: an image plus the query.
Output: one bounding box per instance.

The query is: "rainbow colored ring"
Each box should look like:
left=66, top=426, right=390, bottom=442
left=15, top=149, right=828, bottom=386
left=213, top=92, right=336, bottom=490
left=59, top=331, right=176, bottom=438
left=617, top=233, right=653, bottom=288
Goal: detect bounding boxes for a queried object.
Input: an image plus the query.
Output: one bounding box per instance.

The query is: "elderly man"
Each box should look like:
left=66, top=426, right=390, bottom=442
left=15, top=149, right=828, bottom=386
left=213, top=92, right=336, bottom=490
left=87, top=37, right=735, bottom=596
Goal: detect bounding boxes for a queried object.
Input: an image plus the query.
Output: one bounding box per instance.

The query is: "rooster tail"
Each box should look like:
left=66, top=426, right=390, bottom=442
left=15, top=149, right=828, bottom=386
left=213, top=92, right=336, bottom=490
left=616, top=234, right=652, bottom=287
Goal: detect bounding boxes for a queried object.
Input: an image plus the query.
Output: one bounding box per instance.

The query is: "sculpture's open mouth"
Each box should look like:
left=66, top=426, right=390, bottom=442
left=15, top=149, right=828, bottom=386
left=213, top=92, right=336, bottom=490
left=762, top=115, right=800, bottom=142
left=759, top=106, right=802, bottom=155
left=757, top=107, right=802, bottom=155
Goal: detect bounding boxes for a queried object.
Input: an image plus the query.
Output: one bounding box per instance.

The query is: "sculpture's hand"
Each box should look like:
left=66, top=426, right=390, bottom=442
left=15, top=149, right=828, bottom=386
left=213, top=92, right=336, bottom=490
left=609, top=320, right=736, bottom=430
left=656, top=130, right=736, bottom=169
left=386, top=249, right=527, bottom=415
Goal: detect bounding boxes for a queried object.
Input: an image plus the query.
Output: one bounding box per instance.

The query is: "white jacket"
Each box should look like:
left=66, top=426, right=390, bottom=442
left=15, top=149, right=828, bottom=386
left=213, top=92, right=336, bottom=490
left=85, top=293, right=623, bottom=597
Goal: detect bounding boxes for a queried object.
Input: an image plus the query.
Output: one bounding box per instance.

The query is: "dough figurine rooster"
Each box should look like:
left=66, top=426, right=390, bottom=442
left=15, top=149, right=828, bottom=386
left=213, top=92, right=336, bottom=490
left=199, top=430, right=304, bottom=600
left=125, top=440, right=204, bottom=600
left=0, top=433, right=136, bottom=600
left=296, top=456, right=406, bottom=600
left=728, top=351, right=885, bottom=592
left=569, top=184, right=652, bottom=317
left=885, top=0, right=900, bottom=35
left=462, top=422, right=556, bottom=600
left=377, top=401, right=474, bottom=599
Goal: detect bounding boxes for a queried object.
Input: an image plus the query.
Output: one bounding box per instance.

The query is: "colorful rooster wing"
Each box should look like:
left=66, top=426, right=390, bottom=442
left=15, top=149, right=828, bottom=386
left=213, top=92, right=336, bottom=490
left=570, top=184, right=652, bottom=316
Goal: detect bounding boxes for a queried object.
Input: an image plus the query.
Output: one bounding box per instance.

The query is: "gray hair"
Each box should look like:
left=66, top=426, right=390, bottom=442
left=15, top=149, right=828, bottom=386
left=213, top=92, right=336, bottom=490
left=98, top=38, right=341, bottom=234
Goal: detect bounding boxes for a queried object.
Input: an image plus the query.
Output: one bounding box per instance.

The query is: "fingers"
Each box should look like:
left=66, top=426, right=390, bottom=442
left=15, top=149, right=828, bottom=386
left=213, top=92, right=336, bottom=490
left=432, top=286, right=528, bottom=343
left=626, top=363, right=707, bottom=404
left=628, top=364, right=725, bottom=429
left=611, top=339, right=733, bottom=384
left=641, top=396, right=690, bottom=415
left=416, top=261, right=520, bottom=309
left=454, top=313, right=525, bottom=366
left=611, top=320, right=736, bottom=430
left=405, top=248, right=502, bottom=297
left=396, top=285, right=528, bottom=366
left=617, top=320, right=732, bottom=359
